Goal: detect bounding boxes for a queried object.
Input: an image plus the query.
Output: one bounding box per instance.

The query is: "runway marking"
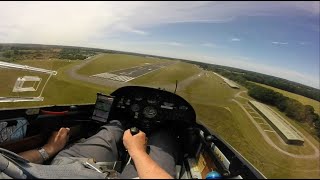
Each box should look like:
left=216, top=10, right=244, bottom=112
left=92, top=73, right=134, bottom=82
left=260, top=123, right=270, bottom=126
left=91, top=62, right=175, bottom=82
left=252, top=116, right=263, bottom=119
left=264, top=130, right=275, bottom=133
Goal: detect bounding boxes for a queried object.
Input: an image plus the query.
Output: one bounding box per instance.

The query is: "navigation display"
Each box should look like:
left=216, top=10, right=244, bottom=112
left=91, top=93, right=114, bottom=123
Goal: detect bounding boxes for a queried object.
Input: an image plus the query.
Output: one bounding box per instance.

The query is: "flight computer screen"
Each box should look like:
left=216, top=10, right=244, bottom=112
left=91, top=93, right=114, bottom=123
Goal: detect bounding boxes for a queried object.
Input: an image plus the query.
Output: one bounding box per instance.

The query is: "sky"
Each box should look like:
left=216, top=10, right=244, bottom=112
left=0, top=1, right=319, bottom=88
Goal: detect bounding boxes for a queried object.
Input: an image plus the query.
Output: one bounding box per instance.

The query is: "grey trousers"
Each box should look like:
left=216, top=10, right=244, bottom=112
left=53, top=120, right=178, bottom=178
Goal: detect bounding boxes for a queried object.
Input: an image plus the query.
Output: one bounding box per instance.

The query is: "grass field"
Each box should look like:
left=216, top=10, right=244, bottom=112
left=0, top=69, right=49, bottom=98
left=130, top=62, right=201, bottom=86
left=1, top=55, right=319, bottom=178
left=77, top=54, right=170, bottom=76
left=0, top=59, right=109, bottom=109
left=252, top=81, right=320, bottom=115
left=177, top=71, right=320, bottom=179
left=16, top=59, right=75, bottom=71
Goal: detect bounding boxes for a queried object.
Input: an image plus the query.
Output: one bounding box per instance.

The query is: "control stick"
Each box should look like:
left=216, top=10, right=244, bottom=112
left=130, top=127, right=139, bottom=135
left=125, top=127, right=140, bottom=166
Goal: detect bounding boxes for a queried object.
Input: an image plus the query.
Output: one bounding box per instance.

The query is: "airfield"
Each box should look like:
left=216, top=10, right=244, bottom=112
left=1, top=53, right=320, bottom=178
left=92, top=61, right=174, bottom=82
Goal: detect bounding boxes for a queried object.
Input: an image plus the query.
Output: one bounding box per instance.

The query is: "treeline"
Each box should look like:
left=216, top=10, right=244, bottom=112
left=247, top=82, right=319, bottom=124
left=0, top=44, right=100, bottom=61
left=58, top=48, right=88, bottom=60
left=183, top=61, right=320, bottom=102
left=1, top=49, right=31, bottom=61
left=0, top=49, right=56, bottom=61
left=242, top=70, right=319, bottom=101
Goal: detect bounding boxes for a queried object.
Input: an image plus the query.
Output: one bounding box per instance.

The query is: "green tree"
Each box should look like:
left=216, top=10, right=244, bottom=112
left=2, top=50, right=13, bottom=58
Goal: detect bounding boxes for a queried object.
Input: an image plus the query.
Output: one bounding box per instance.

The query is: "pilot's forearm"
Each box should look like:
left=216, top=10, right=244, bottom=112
left=130, top=150, right=173, bottom=179
left=18, top=145, right=55, bottom=164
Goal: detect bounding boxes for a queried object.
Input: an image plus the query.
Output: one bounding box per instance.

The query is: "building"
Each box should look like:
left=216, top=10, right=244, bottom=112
left=249, top=100, right=304, bottom=145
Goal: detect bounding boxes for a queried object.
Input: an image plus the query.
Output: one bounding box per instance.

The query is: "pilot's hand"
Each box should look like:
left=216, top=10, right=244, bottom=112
left=43, top=127, right=70, bottom=156
left=123, top=129, right=147, bottom=158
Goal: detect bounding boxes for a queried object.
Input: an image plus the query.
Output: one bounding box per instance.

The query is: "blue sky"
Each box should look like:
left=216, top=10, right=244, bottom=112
left=0, top=1, right=319, bottom=88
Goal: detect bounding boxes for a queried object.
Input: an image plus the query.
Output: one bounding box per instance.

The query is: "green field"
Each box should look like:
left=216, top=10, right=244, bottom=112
left=77, top=54, right=169, bottom=76
left=1, top=55, right=319, bottom=178
left=252, top=82, right=320, bottom=115
left=176, top=72, right=320, bottom=179
left=0, top=59, right=109, bottom=109
left=130, top=62, right=201, bottom=86
left=16, top=59, right=75, bottom=71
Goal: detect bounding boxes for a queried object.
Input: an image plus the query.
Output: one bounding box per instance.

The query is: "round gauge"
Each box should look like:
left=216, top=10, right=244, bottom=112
left=179, top=106, right=188, bottom=110
left=143, top=106, right=157, bottom=118
left=147, top=99, right=157, bottom=104
left=164, top=102, right=174, bottom=107
left=135, top=96, right=143, bottom=101
left=131, top=104, right=140, bottom=112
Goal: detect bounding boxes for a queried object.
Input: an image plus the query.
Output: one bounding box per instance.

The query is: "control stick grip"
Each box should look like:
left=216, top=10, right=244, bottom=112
left=130, top=127, right=139, bottom=136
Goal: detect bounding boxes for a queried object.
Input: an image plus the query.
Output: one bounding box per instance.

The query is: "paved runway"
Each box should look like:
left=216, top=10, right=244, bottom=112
left=92, top=62, right=173, bottom=82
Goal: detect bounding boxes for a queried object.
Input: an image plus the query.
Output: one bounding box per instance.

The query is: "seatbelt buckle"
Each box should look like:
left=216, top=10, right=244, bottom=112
left=83, top=161, right=103, bottom=173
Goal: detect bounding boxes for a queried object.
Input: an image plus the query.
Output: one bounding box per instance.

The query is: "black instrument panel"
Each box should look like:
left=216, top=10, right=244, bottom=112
left=109, top=86, right=196, bottom=133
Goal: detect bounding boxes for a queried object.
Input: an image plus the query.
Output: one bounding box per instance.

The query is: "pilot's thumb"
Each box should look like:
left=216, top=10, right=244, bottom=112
left=65, top=127, right=70, bottom=135
left=59, top=127, right=70, bottom=135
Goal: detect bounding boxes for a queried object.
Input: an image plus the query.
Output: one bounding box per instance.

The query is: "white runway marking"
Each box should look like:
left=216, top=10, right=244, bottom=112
left=252, top=116, right=263, bottom=119
left=92, top=73, right=134, bottom=82
left=91, top=62, right=175, bottom=82
left=264, top=130, right=275, bottom=133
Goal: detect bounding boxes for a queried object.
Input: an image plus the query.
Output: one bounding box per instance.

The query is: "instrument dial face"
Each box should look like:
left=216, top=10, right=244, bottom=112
left=147, top=99, right=157, bottom=104
left=164, top=102, right=174, bottom=107
left=143, top=106, right=157, bottom=118
left=135, top=96, right=143, bottom=101
left=179, top=105, right=188, bottom=110
left=131, top=104, right=140, bottom=112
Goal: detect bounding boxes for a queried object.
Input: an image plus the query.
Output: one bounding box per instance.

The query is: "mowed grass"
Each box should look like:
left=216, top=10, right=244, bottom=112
left=178, top=71, right=237, bottom=105
left=77, top=54, right=170, bottom=76
left=130, top=62, right=201, bottom=86
left=0, top=59, right=109, bottom=109
left=177, top=71, right=320, bottom=179
left=252, top=82, right=320, bottom=114
left=16, top=59, right=77, bottom=71
left=0, top=69, right=49, bottom=98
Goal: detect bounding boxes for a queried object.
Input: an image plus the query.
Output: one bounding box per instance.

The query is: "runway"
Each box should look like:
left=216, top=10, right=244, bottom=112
left=92, top=62, right=173, bottom=82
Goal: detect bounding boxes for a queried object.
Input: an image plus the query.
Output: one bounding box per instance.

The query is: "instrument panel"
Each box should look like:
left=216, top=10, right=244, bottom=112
left=109, top=86, right=196, bottom=133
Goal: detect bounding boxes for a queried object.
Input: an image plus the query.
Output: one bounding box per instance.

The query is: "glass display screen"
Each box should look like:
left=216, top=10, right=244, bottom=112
left=92, top=94, right=114, bottom=123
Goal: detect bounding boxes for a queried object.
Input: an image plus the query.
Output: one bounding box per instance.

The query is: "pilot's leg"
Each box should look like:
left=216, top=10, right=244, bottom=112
left=119, top=129, right=178, bottom=178
left=52, top=120, right=124, bottom=163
